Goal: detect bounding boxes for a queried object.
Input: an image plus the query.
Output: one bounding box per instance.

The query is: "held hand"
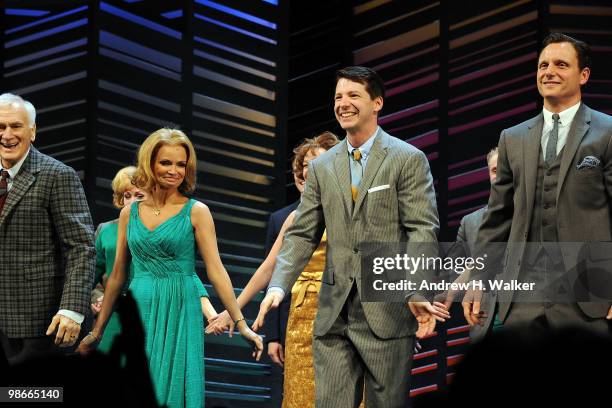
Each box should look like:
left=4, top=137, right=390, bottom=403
left=267, top=341, right=285, bottom=367
left=462, top=287, right=485, bottom=326
left=408, top=301, right=450, bottom=339
left=91, top=295, right=103, bottom=315
left=237, top=321, right=264, bottom=361
left=205, top=310, right=233, bottom=336
left=252, top=291, right=283, bottom=331
left=45, top=314, right=81, bottom=347
left=606, top=305, right=612, bottom=320
left=76, top=332, right=101, bottom=356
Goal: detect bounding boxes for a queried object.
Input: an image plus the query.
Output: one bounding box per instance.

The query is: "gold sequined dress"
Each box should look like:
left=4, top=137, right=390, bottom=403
left=281, top=231, right=326, bottom=408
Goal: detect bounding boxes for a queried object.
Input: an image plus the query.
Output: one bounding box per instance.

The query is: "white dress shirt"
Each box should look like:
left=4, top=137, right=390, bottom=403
left=541, top=101, right=581, bottom=159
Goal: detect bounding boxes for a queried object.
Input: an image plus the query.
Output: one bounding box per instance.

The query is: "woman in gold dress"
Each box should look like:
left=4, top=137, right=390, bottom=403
left=207, top=131, right=340, bottom=407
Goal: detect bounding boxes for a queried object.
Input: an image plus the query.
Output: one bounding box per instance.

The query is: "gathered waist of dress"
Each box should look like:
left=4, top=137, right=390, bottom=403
left=131, top=261, right=197, bottom=279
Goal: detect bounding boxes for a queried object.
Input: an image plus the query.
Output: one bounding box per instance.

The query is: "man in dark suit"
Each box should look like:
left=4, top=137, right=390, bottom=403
left=464, top=33, right=612, bottom=333
left=445, top=148, right=499, bottom=341
left=0, top=93, right=95, bottom=365
left=264, top=168, right=300, bottom=407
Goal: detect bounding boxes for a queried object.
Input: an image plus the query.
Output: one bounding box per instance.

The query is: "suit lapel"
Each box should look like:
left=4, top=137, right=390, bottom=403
left=0, top=148, right=40, bottom=226
left=557, top=104, right=590, bottom=202
left=524, top=114, right=543, bottom=229
left=332, top=140, right=353, bottom=217
left=353, top=132, right=388, bottom=216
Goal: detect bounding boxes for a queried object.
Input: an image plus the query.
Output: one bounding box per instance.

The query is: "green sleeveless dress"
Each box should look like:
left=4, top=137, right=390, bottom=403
left=128, top=199, right=208, bottom=408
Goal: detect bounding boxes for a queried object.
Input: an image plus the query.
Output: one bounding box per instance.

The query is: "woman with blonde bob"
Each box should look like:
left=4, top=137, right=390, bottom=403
left=78, top=128, right=263, bottom=408
left=91, top=166, right=146, bottom=353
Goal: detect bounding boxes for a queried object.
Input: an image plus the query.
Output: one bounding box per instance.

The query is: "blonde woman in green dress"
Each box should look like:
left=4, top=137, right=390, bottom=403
left=78, top=128, right=263, bottom=408
left=92, top=166, right=219, bottom=354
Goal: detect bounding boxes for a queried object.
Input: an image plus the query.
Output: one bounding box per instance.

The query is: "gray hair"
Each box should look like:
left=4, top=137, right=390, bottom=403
left=0, top=93, right=36, bottom=127
left=486, top=147, right=498, bottom=165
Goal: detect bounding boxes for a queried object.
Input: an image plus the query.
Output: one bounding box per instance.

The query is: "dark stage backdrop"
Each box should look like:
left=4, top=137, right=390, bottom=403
left=2, top=0, right=612, bottom=407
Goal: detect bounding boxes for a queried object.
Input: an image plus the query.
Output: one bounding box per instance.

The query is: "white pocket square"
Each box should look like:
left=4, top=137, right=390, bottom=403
left=368, top=184, right=390, bottom=193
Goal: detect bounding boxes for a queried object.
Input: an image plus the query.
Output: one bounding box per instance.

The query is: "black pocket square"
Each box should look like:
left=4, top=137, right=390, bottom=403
left=576, top=156, right=601, bottom=170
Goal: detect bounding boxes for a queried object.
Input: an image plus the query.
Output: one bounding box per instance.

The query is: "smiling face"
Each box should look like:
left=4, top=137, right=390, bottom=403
left=537, top=42, right=590, bottom=112
left=334, top=78, right=382, bottom=137
left=302, top=147, right=326, bottom=182
left=153, top=144, right=187, bottom=190
left=0, top=102, right=35, bottom=169
left=293, top=171, right=305, bottom=193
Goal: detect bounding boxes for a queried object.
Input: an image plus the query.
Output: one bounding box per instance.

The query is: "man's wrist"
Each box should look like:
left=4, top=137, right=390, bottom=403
left=57, top=309, right=85, bottom=324
left=266, top=287, right=285, bottom=299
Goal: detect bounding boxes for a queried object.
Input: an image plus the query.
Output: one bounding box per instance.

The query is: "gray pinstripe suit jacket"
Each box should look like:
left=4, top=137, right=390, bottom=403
left=0, top=147, right=95, bottom=338
left=269, top=130, right=439, bottom=339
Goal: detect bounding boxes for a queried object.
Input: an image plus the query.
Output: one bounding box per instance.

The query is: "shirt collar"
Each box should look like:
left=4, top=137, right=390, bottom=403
left=346, top=126, right=380, bottom=158
left=1, top=147, right=31, bottom=179
left=543, top=101, right=581, bottom=128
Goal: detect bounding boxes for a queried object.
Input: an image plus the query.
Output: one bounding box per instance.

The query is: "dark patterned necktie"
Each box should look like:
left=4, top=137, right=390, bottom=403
left=0, top=170, right=9, bottom=214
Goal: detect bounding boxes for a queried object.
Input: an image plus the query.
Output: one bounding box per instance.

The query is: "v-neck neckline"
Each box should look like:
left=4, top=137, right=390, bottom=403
left=136, top=200, right=189, bottom=233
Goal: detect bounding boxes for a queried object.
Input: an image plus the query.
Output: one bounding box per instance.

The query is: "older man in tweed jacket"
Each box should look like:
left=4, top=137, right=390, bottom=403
left=0, top=93, right=95, bottom=365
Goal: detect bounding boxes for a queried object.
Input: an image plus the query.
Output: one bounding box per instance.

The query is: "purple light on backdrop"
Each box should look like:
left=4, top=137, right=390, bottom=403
left=5, top=8, right=50, bottom=17
left=5, top=5, right=87, bottom=35
left=197, top=0, right=277, bottom=29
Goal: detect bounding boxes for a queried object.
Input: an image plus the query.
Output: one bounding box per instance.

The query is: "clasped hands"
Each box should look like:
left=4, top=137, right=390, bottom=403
left=205, top=312, right=263, bottom=361
left=212, top=291, right=452, bottom=341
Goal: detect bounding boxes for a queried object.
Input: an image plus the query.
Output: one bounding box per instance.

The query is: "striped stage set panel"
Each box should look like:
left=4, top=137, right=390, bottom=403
left=2, top=2, right=90, bottom=181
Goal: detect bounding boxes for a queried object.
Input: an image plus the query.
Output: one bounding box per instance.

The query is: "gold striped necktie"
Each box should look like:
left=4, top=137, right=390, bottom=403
left=351, top=149, right=362, bottom=202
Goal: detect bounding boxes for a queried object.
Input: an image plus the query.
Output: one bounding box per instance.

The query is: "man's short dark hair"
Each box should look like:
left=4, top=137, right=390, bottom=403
left=540, top=33, right=591, bottom=71
left=336, top=66, right=385, bottom=100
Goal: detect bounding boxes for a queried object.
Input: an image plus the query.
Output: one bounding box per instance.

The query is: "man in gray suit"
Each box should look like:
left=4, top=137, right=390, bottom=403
left=445, top=148, right=499, bottom=342
left=0, top=93, right=95, bottom=365
left=256, top=66, right=446, bottom=407
left=463, top=33, right=612, bottom=333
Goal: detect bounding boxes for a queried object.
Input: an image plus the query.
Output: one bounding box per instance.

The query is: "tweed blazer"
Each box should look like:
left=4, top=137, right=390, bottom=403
left=0, top=147, right=95, bottom=337
left=269, top=130, right=439, bottom=339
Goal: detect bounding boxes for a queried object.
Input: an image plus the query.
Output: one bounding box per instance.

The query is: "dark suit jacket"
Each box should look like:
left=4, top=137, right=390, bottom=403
left=474, top=103, right=612, bottom=320
left=457, top=207, right=487, bottom=254
left=447, top=207, right=497, bottom=341
left=263, top=201, right=299, bottom=346
left=0, top=147, right=95, bottom=338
